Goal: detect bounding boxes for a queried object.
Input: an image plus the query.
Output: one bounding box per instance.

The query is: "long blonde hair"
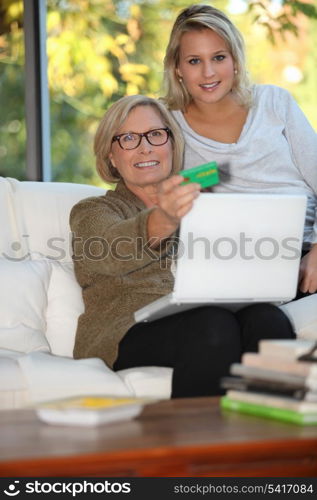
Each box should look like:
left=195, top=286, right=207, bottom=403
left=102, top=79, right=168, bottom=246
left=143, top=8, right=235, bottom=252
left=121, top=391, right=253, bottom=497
left=94, top=95, right=184, bottom=183
left=163, top=4, right=252, bottom=111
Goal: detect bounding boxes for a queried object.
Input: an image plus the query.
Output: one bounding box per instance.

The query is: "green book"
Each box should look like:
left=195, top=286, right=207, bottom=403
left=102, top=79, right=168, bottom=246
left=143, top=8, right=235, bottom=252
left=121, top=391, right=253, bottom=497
left=181, top=161, right=219, bottom=189
left=220, top=396, right=317, bottom=426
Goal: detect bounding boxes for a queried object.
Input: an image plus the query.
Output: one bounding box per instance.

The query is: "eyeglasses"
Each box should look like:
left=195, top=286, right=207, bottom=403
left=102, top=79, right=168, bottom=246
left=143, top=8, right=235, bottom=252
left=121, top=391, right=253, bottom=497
left=112, top=128, right=171, bottom=150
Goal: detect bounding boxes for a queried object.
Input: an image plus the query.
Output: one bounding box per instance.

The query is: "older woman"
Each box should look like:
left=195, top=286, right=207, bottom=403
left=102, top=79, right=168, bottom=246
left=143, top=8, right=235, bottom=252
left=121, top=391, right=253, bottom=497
left=70, top=95, right=294, bottom=398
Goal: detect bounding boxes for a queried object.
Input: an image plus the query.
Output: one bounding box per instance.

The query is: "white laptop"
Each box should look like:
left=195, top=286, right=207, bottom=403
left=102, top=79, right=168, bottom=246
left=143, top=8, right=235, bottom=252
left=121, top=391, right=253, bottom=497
left=134, top=193, right=307, bottom=323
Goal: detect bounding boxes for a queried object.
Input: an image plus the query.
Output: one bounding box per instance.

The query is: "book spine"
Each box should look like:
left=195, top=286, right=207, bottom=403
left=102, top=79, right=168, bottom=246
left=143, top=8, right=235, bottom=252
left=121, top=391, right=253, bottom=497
left=226, top=389, right=317, bottom=413
left=259, top=340, right=316, bottom=360
left=220, top=396, right=317, bottom=425
left=242, top=353, right=316, bottom=377
left=230, top=363, right=306, bottom=385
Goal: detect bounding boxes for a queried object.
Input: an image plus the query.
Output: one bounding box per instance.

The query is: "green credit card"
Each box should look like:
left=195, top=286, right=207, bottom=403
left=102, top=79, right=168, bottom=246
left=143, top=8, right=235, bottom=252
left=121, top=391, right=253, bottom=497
left=181, top=161, right=219, bottom=189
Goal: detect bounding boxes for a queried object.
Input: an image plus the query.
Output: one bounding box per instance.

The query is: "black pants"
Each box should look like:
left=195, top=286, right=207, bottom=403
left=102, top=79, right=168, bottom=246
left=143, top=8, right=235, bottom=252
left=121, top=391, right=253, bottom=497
left=114, top=304, right=295, bottom=398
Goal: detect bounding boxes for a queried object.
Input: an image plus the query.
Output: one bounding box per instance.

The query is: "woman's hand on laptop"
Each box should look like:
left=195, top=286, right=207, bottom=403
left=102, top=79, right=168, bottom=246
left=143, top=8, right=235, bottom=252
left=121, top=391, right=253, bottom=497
left=299, top=243, right=317, bottom=293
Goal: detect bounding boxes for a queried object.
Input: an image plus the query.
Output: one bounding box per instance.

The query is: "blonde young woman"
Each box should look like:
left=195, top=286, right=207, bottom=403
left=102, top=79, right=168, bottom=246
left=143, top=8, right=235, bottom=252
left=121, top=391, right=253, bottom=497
left=70, top=95, right=294, bottom=398
left=164, top=4, right=317, bottom=298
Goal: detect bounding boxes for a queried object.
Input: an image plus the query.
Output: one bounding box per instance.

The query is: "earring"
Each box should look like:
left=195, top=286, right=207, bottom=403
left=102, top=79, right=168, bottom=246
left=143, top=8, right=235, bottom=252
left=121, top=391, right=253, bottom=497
left=234, top=69, right=238, bottom=75
left=178, top=77, right=183, bottom=83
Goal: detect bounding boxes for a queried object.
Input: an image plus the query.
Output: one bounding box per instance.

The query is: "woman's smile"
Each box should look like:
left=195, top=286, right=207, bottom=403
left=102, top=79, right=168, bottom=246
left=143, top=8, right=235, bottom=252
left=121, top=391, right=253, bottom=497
left=199, top=81, right=220, bottom=91
left=134, top=160, right=160, bottom=169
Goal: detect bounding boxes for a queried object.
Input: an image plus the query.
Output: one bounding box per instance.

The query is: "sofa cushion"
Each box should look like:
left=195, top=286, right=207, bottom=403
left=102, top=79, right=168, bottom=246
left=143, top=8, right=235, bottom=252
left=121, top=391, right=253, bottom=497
left=279, top=294, right=317, bottom=340
left=0, top=178, right=20, bottom=259
left=17, top=351, right=131, bottom=403
left=0, top=259, right=51, bottom=352
left=8, top=178, right=105, bottom=262
left=0, top=350, right=172, bottom=409
left=0, top=351, right=29, bottom=409
left=45, top=261, right=84, bottom=357
left=118, top=366, right=172, bottom=398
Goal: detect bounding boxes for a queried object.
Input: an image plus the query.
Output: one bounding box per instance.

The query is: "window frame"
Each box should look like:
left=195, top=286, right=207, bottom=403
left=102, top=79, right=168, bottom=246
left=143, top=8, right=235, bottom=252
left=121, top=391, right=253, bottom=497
left=23, top=0, right=51, bottom=181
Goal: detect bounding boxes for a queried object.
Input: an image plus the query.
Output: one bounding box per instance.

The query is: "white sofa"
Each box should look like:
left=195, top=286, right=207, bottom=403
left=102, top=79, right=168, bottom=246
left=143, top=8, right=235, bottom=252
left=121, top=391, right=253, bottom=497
left=0, top=177, right=173, bottom=409
left=0, top=177, right=316, bottom=410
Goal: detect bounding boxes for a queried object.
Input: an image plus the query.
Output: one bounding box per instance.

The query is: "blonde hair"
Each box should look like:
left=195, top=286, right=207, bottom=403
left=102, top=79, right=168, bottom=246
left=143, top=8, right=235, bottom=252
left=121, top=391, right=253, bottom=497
left=163, top=4, right=252, bottom=111
left=94, top=95, right=185, bottom=183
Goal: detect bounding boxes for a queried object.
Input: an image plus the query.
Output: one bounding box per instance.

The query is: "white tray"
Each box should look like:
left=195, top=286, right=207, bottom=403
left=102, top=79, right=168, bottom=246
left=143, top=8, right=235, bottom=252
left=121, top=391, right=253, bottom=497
left=35, top=395, right=155, bottom=426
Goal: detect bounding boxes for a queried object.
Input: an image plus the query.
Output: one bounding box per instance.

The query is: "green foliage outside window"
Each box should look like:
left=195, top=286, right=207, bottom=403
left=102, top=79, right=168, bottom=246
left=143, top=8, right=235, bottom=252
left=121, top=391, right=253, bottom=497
left=0, top=0, right=316, bottom=185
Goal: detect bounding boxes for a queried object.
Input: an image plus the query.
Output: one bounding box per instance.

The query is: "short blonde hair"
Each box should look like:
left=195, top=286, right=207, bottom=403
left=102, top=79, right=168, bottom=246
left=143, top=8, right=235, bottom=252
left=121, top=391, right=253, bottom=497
left=94, top=95, right=185, bottom=183
left=163, top=4, right=252, bottom=111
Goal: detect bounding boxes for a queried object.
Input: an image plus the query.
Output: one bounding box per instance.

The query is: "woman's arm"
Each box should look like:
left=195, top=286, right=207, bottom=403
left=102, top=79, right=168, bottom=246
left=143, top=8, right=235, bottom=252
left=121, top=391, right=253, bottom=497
left=70, top=177, right=200, bottom=277
left=280, top=91, right=317, bottom=293
left=70, top=198, right=160, bottom=276
left=147, top=175, right=200, bottom=247
left=282, top=89, right=317, bottom=232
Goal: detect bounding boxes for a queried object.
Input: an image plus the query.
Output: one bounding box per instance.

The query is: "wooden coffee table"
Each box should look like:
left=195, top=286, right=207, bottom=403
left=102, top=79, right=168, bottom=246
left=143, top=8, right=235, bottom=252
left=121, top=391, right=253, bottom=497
left=1, top=397, right=317, bottom=477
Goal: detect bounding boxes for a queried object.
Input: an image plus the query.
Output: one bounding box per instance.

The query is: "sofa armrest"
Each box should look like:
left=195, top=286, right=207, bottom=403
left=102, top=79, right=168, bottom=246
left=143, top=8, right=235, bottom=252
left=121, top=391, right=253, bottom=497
left=0, top=351, right=29, bottom=409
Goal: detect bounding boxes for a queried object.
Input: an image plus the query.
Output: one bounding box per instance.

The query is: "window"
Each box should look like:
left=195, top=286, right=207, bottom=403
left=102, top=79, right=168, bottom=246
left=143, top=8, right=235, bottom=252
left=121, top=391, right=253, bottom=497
left=0, top=0, right=26, bottom=179
left=1, top=1, right=316, bottom=184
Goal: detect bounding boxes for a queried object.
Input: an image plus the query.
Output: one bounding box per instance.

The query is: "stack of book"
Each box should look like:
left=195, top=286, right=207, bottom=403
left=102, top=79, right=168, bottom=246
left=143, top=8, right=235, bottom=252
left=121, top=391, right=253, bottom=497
left=220, top=339, right=317, bottom=425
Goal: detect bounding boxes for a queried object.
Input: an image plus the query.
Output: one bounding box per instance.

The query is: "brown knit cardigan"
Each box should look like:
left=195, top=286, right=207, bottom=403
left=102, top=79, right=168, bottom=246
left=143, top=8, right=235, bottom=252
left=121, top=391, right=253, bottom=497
left=69, top=180, right=175, bottom=368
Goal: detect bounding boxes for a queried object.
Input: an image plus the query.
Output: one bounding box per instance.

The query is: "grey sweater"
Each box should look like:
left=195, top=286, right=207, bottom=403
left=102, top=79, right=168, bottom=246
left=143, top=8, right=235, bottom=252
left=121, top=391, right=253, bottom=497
left=70, top=180, right=175, bottom=368
left=172, top=84, right=317, bottom=247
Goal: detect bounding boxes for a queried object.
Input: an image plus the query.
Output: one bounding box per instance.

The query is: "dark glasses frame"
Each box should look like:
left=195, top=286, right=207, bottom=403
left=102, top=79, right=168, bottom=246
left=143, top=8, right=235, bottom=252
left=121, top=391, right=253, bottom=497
left=112, top=127, right=171, bottom=150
